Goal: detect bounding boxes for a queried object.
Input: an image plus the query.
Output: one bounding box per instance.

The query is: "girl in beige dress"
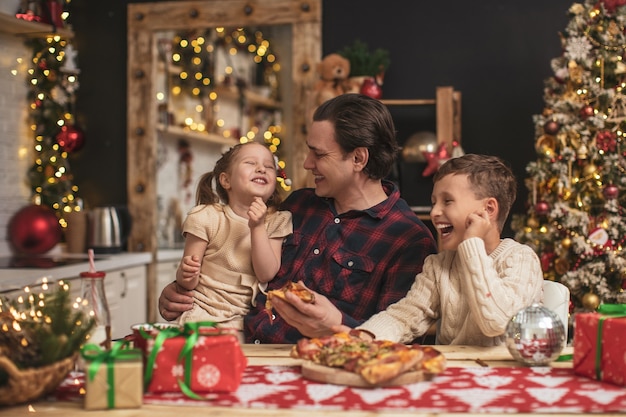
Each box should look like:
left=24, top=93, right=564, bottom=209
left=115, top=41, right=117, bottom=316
left=175, top=142, right=292, bottom=338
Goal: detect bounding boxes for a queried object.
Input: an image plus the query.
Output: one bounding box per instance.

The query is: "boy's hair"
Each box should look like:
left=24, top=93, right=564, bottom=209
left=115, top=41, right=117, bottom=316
left=195, top=142, right=282, bottom=209
left=313, top=93, right=400, bottom=180
left=433, top=154, right=517, bottom=231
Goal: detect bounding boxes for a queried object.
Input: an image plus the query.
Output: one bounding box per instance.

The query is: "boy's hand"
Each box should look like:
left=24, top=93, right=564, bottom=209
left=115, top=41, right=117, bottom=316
left=464, top=209, right=491, bottom=241
left=248, top=196, right=268, bottom=228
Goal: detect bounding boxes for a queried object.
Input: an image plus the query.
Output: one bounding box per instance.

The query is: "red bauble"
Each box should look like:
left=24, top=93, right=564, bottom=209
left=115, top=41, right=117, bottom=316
left=8, top=205, right=62, bottom=255
left=359, top=77, right=383, bottom=99
left=543, top=120, right=560, bottom=135
left=535, top=201, right=550, bottom=216
left=579, top=105, right=594, bottom=119
left=603, top=184, right=619, bottom=199
left=56, top=125, right=85, bottom=153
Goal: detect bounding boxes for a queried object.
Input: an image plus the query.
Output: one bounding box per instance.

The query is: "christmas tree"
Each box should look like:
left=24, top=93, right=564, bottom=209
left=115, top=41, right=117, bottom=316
left=512, top=0, right=626, bottom=313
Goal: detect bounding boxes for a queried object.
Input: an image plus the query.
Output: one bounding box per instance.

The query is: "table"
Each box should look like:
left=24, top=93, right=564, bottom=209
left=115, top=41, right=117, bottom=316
left=4, top=344, right=584, bottom=417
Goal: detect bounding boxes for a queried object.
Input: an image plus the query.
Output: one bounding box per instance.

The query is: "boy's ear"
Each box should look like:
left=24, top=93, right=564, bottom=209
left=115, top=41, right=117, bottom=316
left=485, top=197, right=498, bottom=219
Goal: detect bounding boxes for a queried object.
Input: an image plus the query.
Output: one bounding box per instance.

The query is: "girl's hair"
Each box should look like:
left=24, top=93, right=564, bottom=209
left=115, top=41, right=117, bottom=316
left=194, top=142, right=282, bottom=209
left=313, top=93, right=400, bottom=180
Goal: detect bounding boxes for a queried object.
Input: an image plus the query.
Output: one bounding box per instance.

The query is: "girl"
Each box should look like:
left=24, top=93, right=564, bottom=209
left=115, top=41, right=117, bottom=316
left=175, top=142, right=292, bottom=336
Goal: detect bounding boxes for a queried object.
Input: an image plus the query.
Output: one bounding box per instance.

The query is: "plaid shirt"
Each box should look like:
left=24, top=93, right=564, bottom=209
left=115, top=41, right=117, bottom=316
left=244, top=181, right=437, bottom=344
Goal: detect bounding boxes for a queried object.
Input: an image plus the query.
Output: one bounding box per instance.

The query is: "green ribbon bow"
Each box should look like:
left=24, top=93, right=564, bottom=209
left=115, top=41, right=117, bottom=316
left=80, top=340, right=142, bottom=409
left=594, top=304, right=626, bottom=380
left=143, top=321, right=218, bottom=400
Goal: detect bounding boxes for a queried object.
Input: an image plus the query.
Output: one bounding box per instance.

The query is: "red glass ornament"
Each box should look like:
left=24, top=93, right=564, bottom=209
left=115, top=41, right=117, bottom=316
left=359, top=77, right=383, bottom=99
left=579, top=105, right=594, bottom=119
left=543, top=120, right=560, bottom=135
left=56, top=125, right=85, bottom=153
left=535, top=201, right=550, bottom=216
left=603, top=184, right=619, bottom=199
left=8, top=205, right=62, bottom=255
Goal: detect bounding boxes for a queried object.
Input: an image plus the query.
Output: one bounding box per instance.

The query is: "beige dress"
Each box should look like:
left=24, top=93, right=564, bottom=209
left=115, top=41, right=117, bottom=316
left=179, top=203, right=292, bottom=332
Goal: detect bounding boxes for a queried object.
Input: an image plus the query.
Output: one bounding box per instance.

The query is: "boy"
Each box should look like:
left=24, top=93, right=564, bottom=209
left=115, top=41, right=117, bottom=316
left=341, top=154, right=543, bottom=346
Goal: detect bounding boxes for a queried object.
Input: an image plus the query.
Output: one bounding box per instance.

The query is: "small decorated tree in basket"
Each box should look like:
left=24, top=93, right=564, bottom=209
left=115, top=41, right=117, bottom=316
left=0, top=279, right=95, bottom=405
left=338, top=39, right=391, bottom=98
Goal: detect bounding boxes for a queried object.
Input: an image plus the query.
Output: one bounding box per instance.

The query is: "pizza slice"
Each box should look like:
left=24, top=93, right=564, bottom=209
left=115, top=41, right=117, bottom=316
left=265, top=281, right=315, bottom=324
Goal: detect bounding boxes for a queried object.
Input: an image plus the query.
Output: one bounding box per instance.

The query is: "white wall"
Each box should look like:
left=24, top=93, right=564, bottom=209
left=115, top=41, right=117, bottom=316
left=0, top=33, right=32, bottom=256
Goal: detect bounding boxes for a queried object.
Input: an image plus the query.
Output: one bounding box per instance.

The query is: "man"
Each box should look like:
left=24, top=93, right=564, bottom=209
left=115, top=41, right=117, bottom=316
left=159, top=93, right=437, bottom=343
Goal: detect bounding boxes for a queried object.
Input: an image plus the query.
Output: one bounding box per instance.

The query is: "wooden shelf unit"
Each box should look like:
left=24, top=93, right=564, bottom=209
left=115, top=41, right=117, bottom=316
left=0, top=12, right=73, bottom=38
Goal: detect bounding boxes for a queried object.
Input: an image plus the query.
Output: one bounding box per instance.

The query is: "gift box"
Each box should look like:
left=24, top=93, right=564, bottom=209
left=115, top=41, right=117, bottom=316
left=573, top=305, right=626, bottom=386
left=142, top=322, right=247, bottom=396
left=82, top=341, right=143, bottom=410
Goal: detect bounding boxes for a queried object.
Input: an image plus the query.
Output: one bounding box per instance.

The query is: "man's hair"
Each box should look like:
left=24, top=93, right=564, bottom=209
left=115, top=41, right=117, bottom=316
left=313, top=93, right=400, bottom=179
left=433, top=154, right=517, bottom=231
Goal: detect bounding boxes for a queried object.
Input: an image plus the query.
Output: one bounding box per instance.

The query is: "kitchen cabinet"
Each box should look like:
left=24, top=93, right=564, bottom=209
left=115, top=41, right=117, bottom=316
left=65, top=265, right=147, bottom=340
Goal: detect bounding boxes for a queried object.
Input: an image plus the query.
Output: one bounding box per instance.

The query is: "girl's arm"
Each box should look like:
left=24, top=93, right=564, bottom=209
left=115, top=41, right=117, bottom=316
left=176, top=233, right=207, bottom=290
left=248, top=197, right=282, bottom=283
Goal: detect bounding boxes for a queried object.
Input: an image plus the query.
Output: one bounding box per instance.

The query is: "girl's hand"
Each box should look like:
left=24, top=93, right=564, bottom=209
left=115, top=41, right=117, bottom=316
left=248, top=196, right=268, bottom=228
left=180, top=255, right=201, bottom=280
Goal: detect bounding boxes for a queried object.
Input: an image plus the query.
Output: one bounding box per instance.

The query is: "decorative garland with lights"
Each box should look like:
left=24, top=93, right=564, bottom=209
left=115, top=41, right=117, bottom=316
left=166, top=27, right=291, bottom=190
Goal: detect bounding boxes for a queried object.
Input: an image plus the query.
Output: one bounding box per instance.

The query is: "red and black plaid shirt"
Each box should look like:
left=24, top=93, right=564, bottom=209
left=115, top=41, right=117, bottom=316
left=244, top=181, right=437, bottom=344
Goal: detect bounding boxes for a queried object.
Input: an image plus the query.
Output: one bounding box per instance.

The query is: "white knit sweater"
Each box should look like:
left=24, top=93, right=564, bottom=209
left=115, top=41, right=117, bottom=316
left=358, top=238, right=543, bottom=346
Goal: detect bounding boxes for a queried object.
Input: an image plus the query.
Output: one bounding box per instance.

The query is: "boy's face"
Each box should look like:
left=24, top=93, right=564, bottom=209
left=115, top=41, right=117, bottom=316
left=430, top=173, right=487, bottom=251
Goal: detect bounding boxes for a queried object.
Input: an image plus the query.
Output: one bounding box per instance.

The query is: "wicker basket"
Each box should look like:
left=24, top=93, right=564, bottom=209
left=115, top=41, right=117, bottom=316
left=0, top=354, right=76, bottom=406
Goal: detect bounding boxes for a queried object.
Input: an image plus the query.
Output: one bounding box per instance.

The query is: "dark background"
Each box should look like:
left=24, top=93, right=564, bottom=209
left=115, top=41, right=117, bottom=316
left=69, top=0, right=573, bottom=237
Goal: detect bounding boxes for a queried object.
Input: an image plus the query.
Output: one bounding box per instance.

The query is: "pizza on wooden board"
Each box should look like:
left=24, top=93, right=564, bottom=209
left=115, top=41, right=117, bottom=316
left=291, top=331, right=447, bottom=386
left=265, top=281, right=315, bottom=324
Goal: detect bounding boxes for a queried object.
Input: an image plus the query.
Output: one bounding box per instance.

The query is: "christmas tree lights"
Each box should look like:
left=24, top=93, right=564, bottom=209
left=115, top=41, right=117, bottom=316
left=512, top=0, right=626, bottom=312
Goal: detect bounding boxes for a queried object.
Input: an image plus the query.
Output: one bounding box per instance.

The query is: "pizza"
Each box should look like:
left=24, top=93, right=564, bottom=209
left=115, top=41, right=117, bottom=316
left=265, top=281, right=315, bottom=324
left=291, top=331, right=446, bottom=385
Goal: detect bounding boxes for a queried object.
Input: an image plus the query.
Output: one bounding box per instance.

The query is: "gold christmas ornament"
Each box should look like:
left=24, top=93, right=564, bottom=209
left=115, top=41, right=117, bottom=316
left=561, top=236, right=572, bottom=249
left=527, top=216, right=540, bottom=229
left=581, top=292, right=600, bottom=311
left=536, top=135, right=556, bottom=155
left=554, top=258, right=571, bottom=275
left=577, top=144, right=589, bottom=159
left=582, top=162, right=597, bottom=176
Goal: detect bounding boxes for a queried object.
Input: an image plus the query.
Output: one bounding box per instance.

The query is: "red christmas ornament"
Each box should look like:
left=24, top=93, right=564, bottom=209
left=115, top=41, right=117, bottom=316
left=596, top=130, right=617, bottom=152
left=543, top=120, right=560, bottom=135
left=422, top=143, right=450, bottom=177
left=603, top=184, right=619, bottom=199
left=56, top=125, right=85, bottom=153
left=8, top=205, right=62, bottom=255
left=359, top=77, right=383, bottom=99
left=579, top=105, right=594, bottom=119
left=535, top=201, right=550, bottom=216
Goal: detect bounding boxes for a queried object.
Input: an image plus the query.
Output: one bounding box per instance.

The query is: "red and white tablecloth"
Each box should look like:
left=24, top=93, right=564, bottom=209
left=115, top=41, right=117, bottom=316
left=57, top=365, right=626, bottom=413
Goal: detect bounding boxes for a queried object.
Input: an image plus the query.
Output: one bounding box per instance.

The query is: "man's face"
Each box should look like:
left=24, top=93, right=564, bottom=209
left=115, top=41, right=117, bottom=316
left=303, top=120, right=354, bottom=199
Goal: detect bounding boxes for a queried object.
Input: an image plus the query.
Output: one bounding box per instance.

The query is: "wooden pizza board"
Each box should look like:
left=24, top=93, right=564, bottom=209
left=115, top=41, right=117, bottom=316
left=301, top=362, right=434, bottom=388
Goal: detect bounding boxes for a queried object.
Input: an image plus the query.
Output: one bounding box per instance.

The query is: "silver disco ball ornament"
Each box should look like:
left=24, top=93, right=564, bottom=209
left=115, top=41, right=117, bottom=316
left=505, top=303, right=566, bottom=366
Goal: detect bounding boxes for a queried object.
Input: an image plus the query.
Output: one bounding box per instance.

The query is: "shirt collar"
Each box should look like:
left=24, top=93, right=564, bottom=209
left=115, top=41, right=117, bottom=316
left=326, top=180, right=399, bottom=219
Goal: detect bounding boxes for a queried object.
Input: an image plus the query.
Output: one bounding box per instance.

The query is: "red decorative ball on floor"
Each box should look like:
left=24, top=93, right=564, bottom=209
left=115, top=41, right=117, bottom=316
left=56, top=125, right=85, bottom=153
left=8, top=205, right=62, bottom=255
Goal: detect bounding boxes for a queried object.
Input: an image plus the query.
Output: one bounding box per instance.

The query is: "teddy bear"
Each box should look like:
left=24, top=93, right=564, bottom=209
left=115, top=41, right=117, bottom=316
left=313, top=53, right=351, bottom=106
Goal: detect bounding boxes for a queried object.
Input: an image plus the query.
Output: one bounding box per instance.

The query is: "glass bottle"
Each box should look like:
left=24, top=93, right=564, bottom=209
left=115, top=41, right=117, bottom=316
left=80, top=271, right=112, bottom=350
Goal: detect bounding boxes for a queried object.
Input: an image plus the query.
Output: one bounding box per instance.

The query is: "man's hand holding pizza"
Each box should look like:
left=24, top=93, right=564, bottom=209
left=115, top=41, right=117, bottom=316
left=268, top=281, right=343, bottom=339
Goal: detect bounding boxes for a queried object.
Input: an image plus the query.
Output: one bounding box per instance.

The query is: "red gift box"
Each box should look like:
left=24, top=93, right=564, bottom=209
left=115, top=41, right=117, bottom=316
left=573, top=309, right=626, bottom=386
left=143, top=324, right=247, bottom=394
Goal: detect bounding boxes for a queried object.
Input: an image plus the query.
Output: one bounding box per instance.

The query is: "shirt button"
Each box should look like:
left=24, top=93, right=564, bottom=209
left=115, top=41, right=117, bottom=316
left=334, top=218, right=340, bottom=224
left=254, top=339, right=261, bottom=344
left=313, top=248, right=320, bottom=255
left=348, top=260, right=354, bottom=267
